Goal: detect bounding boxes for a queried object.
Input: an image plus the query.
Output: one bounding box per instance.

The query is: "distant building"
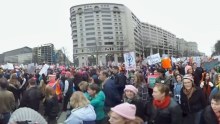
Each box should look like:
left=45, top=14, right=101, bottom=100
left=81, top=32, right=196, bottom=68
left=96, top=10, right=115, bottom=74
left=177, top=38, right=199, bottom=57
left=32, top=43, right=55, bottom=64
left=2, top=47, right=32, bottom=64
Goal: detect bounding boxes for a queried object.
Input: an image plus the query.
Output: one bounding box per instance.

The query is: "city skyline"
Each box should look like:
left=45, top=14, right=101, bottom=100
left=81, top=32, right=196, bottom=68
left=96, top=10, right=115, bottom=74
left=0, top=0, right=219, bottom=62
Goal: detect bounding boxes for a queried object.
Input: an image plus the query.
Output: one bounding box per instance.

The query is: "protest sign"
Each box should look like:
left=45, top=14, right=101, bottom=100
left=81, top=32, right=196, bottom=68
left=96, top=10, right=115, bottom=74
left=39, top=64, right=49, bottom=75
left=124, top=52, right=136, bottom=70
left=147, top=53, right=161, bottom=65
left=148, top=74, right=159, bottom=89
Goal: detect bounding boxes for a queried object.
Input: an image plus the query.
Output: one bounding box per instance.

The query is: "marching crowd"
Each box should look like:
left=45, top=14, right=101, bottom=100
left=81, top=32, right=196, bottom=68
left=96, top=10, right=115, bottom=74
left=0, top=59, right=220, bottom=124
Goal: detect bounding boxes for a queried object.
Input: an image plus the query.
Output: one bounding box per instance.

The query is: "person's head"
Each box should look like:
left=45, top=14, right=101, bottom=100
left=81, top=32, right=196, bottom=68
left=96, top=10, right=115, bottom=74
left=211, top=93, right=220, bottom=112
left=215, top=73, right=220, bottom=85
left=10, top=73, right=18, bottom=80
left=157, top=68, right=165, bottom=78
left=112, top=66, right=119, bottom=74
left=99, top=70, right=109, bottom=81
left=87, top=83, right=100, bottom=96
left=109, top=103, right=136, bottom=124
left=45, top=85, right=55, bottom=99
left=175, top=74, right=182, bottom=83
left=134, top=72, right=145, bottom=85
left=124, top=85, right=138, bottom=100
left=70, top=91, right=90, bottom=108
left=78, top=81, right=89, bottom=92
left=182, top=74, right=194, bottom=90
left=0, top=78, right=9, bottom=89
left=185, top=65, right=193, bottom=74
left=152, top=83, right=170, bottom=101
left=204, top=72, right=210, bottom=81
left=173, top=70, right=180, bottom=77
left=192, top=62, right=197, bottom=70
left=28, top=78, right=36, bottom=86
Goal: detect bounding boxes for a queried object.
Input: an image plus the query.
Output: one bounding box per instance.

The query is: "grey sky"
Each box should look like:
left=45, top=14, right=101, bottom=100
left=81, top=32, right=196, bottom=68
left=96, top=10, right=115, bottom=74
left=0, top=0, right=219, bottom=62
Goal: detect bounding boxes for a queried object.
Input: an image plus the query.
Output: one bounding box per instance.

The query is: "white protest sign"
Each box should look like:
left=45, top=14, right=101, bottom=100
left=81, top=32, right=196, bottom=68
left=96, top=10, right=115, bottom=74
left=147, top=53, right=161, bottom=65
left=39, top=64, right=49, bottom=75
left=7, top=63, right=14, bottom=70
left=27, top=63, right=36, bottom=74
left=193, top=56, right=201, bottom=67
left=124, top=52, right=136, bottom=70
left=171, top=57, right=177, bottom=63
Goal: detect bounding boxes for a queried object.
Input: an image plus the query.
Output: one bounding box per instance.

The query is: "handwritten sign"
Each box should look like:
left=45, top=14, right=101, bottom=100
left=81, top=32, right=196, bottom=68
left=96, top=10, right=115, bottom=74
left=39, top=64, right=49, bottom=75
left=147, top=53, right=161, bottom=65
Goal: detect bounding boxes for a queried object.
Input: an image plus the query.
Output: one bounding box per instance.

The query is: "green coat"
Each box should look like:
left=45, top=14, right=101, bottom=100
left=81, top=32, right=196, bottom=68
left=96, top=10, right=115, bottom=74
left=84, top=91, right=106, bottom=120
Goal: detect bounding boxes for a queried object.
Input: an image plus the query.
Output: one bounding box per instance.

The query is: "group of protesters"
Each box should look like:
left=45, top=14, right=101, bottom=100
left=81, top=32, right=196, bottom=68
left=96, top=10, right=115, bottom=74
left=1, top=57, right=220, bottom=124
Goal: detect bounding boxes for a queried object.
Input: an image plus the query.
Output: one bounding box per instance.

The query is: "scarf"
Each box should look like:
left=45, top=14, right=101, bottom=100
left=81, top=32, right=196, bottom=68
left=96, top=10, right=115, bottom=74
left=153, top=96, right=171, bottom=109
left=183, top=87, right=195, bottom=99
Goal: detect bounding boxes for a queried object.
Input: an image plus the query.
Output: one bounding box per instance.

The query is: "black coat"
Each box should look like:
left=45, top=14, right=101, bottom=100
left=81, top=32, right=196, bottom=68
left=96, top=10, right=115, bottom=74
left=200, top=105, right=218, bottom=124
left=148, top=98, right=182, bottom=124
left=20, top=86, right=42, bottom=111
left=180, top=87, right=207, bottom=115
left=44, top=95, right=59, bottom=119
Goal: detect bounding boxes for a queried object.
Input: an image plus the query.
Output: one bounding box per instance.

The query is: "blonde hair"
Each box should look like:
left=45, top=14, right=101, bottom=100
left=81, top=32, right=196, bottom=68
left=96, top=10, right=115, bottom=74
left=70, top=91, right=90, bottom=108
left=45, top=85, right=55, bottom=100
left=78, top=81, right=89, bottom=92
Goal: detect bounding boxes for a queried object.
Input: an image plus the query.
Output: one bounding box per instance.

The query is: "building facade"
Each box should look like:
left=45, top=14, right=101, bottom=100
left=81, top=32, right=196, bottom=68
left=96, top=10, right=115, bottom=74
left=70, top=3, right=182, bottom=67
left=1, top=47, right=32, bottom=64
left=142, top=23, right=177, bottom=57
left=177, top=38, right=199, bottom=57
left=32, top=43, right=55, bottom=64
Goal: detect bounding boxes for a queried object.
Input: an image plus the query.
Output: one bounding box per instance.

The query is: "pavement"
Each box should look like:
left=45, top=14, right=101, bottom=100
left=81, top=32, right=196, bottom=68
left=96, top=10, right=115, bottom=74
left=57, top=111, right=67, bottom=124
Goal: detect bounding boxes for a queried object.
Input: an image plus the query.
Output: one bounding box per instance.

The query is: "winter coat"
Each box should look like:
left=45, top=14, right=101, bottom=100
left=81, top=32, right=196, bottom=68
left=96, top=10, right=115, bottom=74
left=64, top=104, right=96, bottom=124
left=44, top=95, right=60, bottom=119
left=200, top=105, right=218, bottom=124
left=148, top=98, right=182, bottom=124
left=84, top=91, right=105, bottom=121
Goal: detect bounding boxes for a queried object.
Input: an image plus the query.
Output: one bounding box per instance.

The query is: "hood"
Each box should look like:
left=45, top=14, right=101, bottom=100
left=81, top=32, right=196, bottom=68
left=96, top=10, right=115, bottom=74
left=71, top=104, right=96, bottom=121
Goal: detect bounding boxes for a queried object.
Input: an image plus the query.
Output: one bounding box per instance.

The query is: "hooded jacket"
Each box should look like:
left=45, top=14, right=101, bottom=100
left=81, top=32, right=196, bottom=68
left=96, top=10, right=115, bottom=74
left=65, top=104, right=96, bottom=124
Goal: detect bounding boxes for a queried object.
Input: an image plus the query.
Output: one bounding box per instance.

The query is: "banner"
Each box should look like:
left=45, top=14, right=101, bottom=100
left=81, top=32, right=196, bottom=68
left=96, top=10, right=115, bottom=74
left=147, top=53, right=161, bottom=65
left=124, top=52, right=136, bottom=70
left=203, top=59, right=220, bottom=72
left=7, top=63, right=14, bottom=70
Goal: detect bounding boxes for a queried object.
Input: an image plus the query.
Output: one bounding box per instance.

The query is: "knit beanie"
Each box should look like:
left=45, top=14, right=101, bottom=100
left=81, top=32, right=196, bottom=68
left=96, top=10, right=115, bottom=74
left=111, top=103, right=136, bottom=120
left=124, top=85, right=138, bottom=95
left=182, top=74, right=194, bottom=83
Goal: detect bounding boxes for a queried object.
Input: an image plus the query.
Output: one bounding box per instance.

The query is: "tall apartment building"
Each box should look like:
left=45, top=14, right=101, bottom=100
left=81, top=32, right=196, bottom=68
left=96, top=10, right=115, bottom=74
left=142, top=23, right=176, bottom=57
left=70, top=3, right=177, bottom=67
left=32, top=43, right=55, bottom=64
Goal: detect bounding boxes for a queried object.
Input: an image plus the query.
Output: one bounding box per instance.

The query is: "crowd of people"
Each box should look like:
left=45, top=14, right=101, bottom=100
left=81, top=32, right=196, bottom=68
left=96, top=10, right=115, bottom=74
left=0, top=59, right=220, bottom=124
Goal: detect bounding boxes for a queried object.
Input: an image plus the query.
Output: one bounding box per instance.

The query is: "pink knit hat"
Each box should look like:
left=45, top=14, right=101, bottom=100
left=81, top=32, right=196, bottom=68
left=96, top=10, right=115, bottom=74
left=124, top=85, right=138, bottom=95
left=111, top=103, right=136, bottom=120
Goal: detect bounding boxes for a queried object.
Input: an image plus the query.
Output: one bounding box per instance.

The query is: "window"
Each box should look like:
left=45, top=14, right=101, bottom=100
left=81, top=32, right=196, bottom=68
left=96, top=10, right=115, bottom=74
left=103, top=23, right=112, bottom=25
left=84, top=11, right=93, bottom=14
left=105, top=42, right=114, bottom=45
left=85, top=15, right=94, bottom=18
left=85, top=19, right=94, bottom=22
left=85, top=23, right=94, bottom=26
left=102, top=15, right=111, bottom=17
left=87, top=43, right=96, bottom=46
left=86, top=37, right=96, bottom=41
left=102, top=18, right=112, bottom=21
left=104, top=36, right=113, bottom=39
left=86, top=27, right=95, bottom=30
left=103, top=27, right=112, bottom=29
left=104, top=32, right=113, bottom=34
left=86, top=32, right=95, bottom=35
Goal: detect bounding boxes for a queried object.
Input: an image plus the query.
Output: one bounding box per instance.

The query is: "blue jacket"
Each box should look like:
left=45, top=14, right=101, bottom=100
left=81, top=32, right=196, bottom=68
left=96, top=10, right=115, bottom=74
left=65, top=104, right=96, bottom=124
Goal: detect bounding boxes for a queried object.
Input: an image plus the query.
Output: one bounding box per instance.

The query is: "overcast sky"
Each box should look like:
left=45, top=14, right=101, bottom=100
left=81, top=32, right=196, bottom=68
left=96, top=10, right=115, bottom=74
left=0, top=0, right=219, bottom=62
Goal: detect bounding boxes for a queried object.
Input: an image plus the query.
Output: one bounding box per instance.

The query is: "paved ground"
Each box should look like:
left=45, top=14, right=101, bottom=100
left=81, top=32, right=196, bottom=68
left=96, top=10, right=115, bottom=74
left=57, top=111, right=66, bottom=124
